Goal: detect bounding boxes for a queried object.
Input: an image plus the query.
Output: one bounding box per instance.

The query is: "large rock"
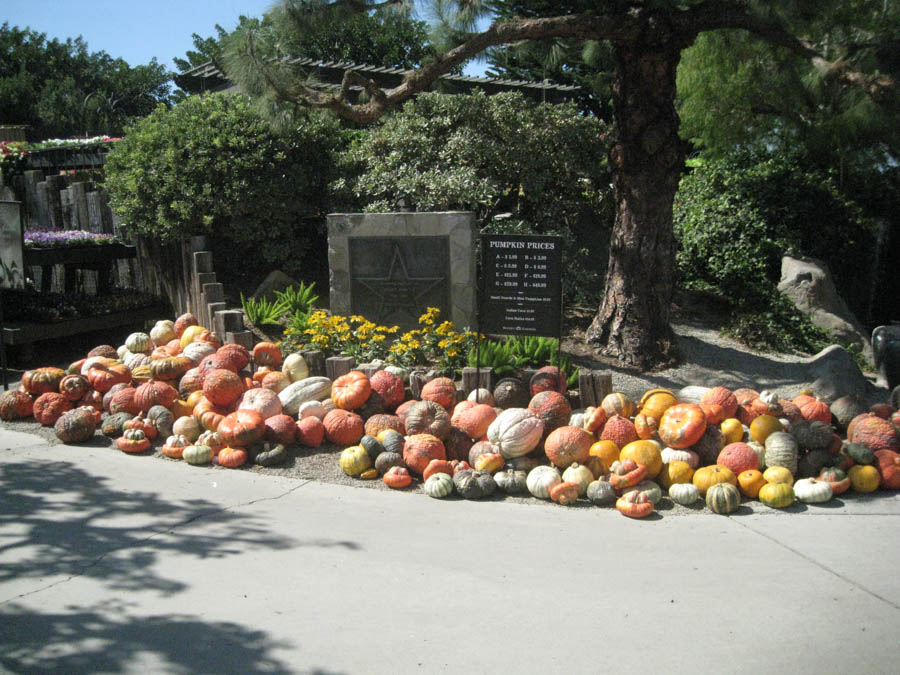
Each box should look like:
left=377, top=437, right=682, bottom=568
left=777, top=256, right=872, bottom=363
left=803, top=344, right=869, bottom=403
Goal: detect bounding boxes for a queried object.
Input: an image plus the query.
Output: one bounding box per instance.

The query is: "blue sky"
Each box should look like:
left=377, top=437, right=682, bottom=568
left=3, top=0, right=487, bottom=77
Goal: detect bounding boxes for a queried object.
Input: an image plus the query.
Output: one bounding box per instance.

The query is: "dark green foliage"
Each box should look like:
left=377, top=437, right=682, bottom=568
left=334, top=90, right=613, bottom=304
left=241, top=293, right=289, bottom=326
left=274, top=281, right=319, bottom=315
left=104, top=93, right=347, bottom=278
left=0, top=23, right=171, bottom=139
left=674, top=148, right=879, bottom=352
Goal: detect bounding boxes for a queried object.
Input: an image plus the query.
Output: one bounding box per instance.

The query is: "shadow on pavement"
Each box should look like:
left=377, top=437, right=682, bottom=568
left=0, top=600, right=303, bottom=674
left=0, top=460, right=297, bottom=595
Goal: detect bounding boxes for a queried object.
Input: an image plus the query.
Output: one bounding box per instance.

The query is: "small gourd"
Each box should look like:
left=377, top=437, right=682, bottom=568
left=561, top=462, right=594, bottom=496
left=758, top=481, right=795, bottom=508
left=526, top=465, right=562, bottom=500
left=339, top=445, right=373, bottom=477
left=182, top=443, right=214, bottom=466
left=634, top=480, right=662, bottom=505
left=252, top=442, right=288, bottom=467
left=549, top=481, right=581, bottom=505
left=667, top=482, right=700, bottom=506
left=705, top=482, right=741, bottom=514
left=586, top=480, right=617, bottom=506
left=452, top=469, right=497, bottom=500
left=792, top=477, right=833, bottom=504
left=608, top=459, right=648, bottom=491
left=161, top=434, right=190, bottom=459
left=424, top=473, right=454, bottom=499
left=848, top=464, right=880, bottom=493
left=494, top=469, right=528, bottom=494
left=383, top=466, right=413, bottom=489
left=117, top=428, right=151, bottom=454
left=616, top=489, right=654, bottom=518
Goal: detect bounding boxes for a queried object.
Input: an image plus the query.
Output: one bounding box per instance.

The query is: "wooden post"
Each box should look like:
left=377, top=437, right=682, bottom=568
left=216, top=309, right=245, bottom=335
left=86, top=191, right=106, bottom=234
left=357, top=363, right=381, bottom=379
left=23, top=170, right=45, bottom=227
left=461, top=367, right=493, bottom=397
left=202, top=283, right=224, bottom=330
left=60, top=187, right=75, bottom=229
left=409, top=371, right=428, bottom=399
left=44, top=175, right=66, bottom=230
left=195, top=272, right=216, bottom=327
left=226, top=330, right=254, bottom=349
left=301, top=349, right=325, bottom=376
left=325, top=356, right=355, bottom=380
left=592, top=371, right=612, bottom=403
left=70, top=181, right=92, bottom=230
left=578, top=369, right=598, bottom=408
left=207, top=302, right=227, bottom=334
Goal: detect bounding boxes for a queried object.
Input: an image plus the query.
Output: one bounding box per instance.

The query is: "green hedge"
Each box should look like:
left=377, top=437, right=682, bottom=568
left=105, top=93, right=346, bottom=278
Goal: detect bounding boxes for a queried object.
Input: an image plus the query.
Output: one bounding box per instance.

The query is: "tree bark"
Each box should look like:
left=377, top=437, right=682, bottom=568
left=585, top=30, right=688, bottom=370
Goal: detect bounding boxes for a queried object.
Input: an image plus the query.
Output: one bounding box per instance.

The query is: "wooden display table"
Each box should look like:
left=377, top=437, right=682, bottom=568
left=24, top=244, right=136, bottom=294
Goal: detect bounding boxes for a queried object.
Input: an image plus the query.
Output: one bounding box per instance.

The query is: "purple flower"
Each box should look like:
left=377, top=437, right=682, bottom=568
left=24, top=228, right=119, bottom=247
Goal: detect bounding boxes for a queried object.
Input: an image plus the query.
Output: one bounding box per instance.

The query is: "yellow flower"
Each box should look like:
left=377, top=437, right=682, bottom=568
left=447, top=349, right=459, bottom=357
left=438, top=338, right=450, bottom=349
left=406, top=339, right=421, bottom=350
left=371, top=334, right=386, bottom=343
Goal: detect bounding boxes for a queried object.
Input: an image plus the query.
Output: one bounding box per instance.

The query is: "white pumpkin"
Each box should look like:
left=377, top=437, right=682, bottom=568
left=486, top=408, right=544, bottom=459
left=125, top=332, right=153, bottom=354
left=282, top=352, right=310, bottom=383
left=278, top=376, right=332, bottom=416
left=182, top=341, right=216, bottom=365
left=467, top=388, right=494, bottom=405
left=764, top=432, right=798, bottom=475
left=150, top=320, right=176, bottom=346
left=297, top=401, right=327, bottom=420
left=562, top=462, right=594, bottom=496
left=236, top=388, right=283, bottom=420
left=793, top=477, right=833, bottom=504
left=526, top=465, right=562, bottom=500
left=660, top=447, right=700, bottom=469
left=125, top=352, right=151, bottom=371
left=568, top=410, right=586, bottom=428
left=81, top=356, right=117, bottom=377
left=668, top=482, right=700, bottom=505
left=383, top=365, right=409, bottom=383
left=116, top=344, right=129, bottom=360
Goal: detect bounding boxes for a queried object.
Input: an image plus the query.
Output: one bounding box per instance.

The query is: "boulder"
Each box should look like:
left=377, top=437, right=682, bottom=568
left=802, top=344, right=869, bottom=403
left=777, top=256, right=872, bottom=363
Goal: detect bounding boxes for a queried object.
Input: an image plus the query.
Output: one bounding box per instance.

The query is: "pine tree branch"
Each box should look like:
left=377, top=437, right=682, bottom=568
left=684, top=1, right=895, bottom=103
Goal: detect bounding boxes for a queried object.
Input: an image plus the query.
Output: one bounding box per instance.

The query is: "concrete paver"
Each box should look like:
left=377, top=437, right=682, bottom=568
left=1, top=428, right=899, bottom=674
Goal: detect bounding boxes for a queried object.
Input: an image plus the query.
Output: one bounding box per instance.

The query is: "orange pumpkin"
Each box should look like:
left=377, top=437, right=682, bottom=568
left=544, top=426, right=593, bottom=468
left=174, top=312, right=199, bottom=337
left=423, top=459, right=454, bottom=482
left=589, top=440, right=620, bottom=473
left=364, top=413, right=405, bottom=438
left=22, top=367, right=66, bottom=395
left=716, top=442, right=760, bottom=476
left=633, top=413, right=659, bottom=440
left=331, top=371, right=372, bottom=410
left=659, top=403, right=707, bottom=449
left=638, top=388, right=678, bottom=421
left=616, top=489, right=654, bottom=518
left=619, top=440, right=663, bottom=479
left=369, top=370, right=406, bottom=409
left=692, top=464, right=737, bottom=496
left=202, top=369, right=245, bottom=408
left=451, top=403, right=497, bottom=440
left=218, top=410, right=265, bottom=447
left=737, top=469, right=767, bottom=498
left=252, top=342, right=282, bottom=368
left=530, top=366, right=567, bottom=396
left=794, top=394, right=832, bottom=424
left=217, top=446, right=249, bottom=468
left=402, top=433, right=447, bottom=475
left=58, top=374, right=91, bottom=401
left=383, top=466, right=413, bottom=489
left=192, top=396, right=229, bottom=432
left=86, top=360, right=131, bottom=393
left=33, top=392, right=73, bottom=426
left=421, top=377, right=457, bottom=410
left=581, top=406, right=607, bottom=434
left=875, top=450, right=900, bottom=489
left=699, top=386, right=738, bottom=425
left=322, top=409, right=365, bottom=446
left=134, top=380, right=178, bottom=414
left=549, top=481, right=581, bottom=505
left=601, top=392, right=635, bottom=419
left=215, top=343, right=251, bottom=371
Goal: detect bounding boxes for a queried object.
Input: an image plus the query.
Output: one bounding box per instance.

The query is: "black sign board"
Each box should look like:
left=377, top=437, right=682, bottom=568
left=480, top=234, right=563, bottom=337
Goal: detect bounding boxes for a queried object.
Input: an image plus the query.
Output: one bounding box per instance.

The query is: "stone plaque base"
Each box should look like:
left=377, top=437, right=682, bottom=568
left=328, top=212, right=476, bottom=331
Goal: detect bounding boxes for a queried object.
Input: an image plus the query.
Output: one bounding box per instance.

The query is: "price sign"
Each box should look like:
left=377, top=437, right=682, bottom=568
left=479, top=234, right=563, bottom=337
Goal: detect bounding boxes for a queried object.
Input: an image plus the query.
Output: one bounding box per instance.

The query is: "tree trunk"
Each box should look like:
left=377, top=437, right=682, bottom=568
left=585, top=32, right=687, bottom=370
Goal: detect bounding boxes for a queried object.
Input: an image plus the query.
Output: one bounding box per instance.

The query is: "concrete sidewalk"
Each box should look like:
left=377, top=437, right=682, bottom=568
left=2, top=426, right=899, bottom=674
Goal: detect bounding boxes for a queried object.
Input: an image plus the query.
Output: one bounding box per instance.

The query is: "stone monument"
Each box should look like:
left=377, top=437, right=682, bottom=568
left=327, top=212, right=477, bottom=330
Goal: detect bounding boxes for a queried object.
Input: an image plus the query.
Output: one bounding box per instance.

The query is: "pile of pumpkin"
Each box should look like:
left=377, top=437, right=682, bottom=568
left=1, top=311, right=898, bottom=518
left=334, top=376, right=900, bottom=516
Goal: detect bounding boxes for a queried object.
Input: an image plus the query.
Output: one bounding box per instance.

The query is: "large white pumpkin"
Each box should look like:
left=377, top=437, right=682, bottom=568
left=278, top=377, right=332, bottom=416
left=526, top=465, right=562, bottom=500
left=486, top=408, right=544, bottom=459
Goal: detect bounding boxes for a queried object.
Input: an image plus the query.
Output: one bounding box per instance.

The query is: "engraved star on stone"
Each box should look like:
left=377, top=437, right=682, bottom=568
left=356, top=244, right=445, bottom=324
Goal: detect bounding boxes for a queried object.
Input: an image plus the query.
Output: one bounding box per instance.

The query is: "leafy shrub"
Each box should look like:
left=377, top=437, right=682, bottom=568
left=674, top=148, right=878, bottom=352
left=333, top=90, right=614, bottom=305
left=240, top=293, right=288, bottom=326
left=105, top=93, right=346, bottom=278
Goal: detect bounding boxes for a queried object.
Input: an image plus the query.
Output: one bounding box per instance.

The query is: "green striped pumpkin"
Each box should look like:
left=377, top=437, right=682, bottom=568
left=705, top=482, right=741, bottom=514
